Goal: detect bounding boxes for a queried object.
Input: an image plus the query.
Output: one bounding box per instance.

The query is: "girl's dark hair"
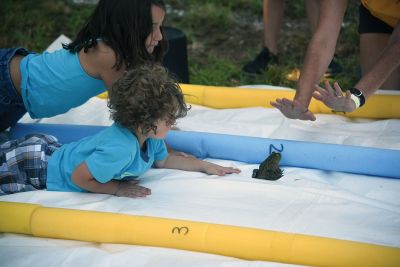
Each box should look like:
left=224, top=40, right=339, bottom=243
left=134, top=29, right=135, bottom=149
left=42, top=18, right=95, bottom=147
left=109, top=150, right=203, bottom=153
left=63, top=0, right=167, bottom=70
left=108, top=64, right=190, bottom=135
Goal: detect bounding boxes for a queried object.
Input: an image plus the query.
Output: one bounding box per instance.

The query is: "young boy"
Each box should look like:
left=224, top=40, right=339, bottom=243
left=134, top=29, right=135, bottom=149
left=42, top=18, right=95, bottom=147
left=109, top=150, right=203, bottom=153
left=0, top=64, right=241, bottom=197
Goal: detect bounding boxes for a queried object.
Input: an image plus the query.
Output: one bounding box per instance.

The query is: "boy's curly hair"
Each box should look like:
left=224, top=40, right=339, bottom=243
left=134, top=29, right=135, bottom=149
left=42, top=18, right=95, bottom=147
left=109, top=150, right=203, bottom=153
left=108, top=64, right=190, bottom=135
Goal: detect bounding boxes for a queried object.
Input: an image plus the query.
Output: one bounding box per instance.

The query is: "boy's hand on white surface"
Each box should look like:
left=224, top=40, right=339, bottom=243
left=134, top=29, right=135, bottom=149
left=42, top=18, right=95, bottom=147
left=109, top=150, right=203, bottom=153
left=313, top=81, right=356, bottom=112
left=114, top=180, right=151, bottom=198
left=204, top=163, right=241, bottom=176
left=271, top=98, right=316, bottom=121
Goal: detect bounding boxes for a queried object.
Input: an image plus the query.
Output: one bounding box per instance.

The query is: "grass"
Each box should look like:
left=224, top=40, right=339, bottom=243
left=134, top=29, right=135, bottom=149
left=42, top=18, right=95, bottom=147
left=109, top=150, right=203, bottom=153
left=1, top=0, right=360, bottom=89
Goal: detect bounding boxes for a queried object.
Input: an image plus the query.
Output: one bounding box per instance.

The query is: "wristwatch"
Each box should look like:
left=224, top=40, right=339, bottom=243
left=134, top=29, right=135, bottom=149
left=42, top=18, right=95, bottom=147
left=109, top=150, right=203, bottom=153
left=348, top=88, right=365, bottom=108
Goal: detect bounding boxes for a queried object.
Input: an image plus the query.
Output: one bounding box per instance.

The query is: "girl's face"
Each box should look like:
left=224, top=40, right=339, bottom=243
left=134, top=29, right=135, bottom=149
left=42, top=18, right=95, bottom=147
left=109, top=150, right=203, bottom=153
left=145, top=5, right=165, bottom=54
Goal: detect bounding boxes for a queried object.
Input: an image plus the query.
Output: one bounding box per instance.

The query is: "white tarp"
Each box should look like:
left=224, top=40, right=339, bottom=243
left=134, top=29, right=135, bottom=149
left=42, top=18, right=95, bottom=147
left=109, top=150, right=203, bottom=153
left=1, top=96, right=399, bottom=267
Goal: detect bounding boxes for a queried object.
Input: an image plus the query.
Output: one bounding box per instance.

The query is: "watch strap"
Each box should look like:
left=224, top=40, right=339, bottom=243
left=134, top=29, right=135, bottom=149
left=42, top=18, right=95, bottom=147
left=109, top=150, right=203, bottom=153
left=350, top=93, right=361, bottom=108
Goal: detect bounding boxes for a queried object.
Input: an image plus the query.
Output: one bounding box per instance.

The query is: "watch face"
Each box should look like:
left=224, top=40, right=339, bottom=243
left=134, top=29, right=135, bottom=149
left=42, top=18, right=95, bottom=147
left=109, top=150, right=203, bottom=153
left=350, top=88, right=362, bottom=96
left=349, top=88, right=365, bottom=107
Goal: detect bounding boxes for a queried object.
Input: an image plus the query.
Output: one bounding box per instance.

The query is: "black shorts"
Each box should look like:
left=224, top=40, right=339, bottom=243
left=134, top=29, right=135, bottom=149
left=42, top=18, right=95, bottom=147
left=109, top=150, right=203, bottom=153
left=358, top=4, right=393, bottom=34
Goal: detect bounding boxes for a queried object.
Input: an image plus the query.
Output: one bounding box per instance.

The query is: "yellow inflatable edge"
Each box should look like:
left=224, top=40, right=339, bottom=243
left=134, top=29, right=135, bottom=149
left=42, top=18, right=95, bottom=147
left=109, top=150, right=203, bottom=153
left=1, top=201, right=399, bottom=267
left=98, top=84, right=400, bottom=119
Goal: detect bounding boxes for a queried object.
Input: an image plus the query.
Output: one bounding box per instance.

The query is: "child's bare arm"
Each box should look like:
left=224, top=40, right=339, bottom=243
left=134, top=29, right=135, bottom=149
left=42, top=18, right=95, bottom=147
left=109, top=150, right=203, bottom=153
left=71, top=161, right=150, bottom=198
left=154, top=154, right=241, bottom=176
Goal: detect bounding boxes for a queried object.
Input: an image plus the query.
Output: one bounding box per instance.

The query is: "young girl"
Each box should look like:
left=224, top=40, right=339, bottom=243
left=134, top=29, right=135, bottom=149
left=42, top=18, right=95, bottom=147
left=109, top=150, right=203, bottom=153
left=0, top=0, right=167, bottom=132
left=0, top=64, right=241, bottom=197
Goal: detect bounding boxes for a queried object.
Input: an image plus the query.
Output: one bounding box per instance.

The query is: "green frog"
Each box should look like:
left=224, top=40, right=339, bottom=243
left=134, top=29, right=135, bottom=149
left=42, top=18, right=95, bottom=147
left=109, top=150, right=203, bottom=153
left=252, top=152, right=283, bottom=181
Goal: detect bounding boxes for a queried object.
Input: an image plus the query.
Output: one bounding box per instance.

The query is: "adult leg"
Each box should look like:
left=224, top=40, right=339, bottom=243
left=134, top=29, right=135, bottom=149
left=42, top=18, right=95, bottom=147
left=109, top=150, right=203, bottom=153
left=243, top=0, right=284, bottom=74
left=305, top=0, right=319, bottom=34
left=306, top=0, right=341, bottom=77
left=263, top=0, right=285, bottom=55
left=360, top=33, right=400, bottom=90
left=358, top=3, right=400, bottom=90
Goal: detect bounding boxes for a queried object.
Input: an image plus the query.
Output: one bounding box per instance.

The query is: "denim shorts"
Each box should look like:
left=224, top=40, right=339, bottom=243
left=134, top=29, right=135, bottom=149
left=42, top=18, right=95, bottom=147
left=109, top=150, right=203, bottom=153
left=0, top=47, right=30, bottom=132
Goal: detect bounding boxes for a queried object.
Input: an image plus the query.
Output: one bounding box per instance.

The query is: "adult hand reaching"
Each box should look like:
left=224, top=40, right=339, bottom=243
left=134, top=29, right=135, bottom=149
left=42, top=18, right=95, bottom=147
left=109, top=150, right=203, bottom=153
left=313, top=81, right=356, bottom=112
left=270, top=98, right=316, bottom=121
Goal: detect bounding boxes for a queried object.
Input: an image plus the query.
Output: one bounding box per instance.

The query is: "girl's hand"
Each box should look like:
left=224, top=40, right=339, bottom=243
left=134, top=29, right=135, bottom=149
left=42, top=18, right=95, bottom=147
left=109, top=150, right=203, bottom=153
left=313, top=81, right=356, bottom=112
left=204, top=163, right=241, bottom=176
left=271, top=98, right=316, bottom=121
left=114, top=180, right=151, bottom=198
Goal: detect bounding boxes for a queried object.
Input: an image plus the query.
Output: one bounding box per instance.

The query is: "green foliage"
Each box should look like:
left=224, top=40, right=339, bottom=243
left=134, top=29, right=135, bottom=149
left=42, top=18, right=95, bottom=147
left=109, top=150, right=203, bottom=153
left=173, top=2, right=233, bottom=40
left=1, top=0, right=94, bottom=51
left=1, top=0, right=360, bottom=89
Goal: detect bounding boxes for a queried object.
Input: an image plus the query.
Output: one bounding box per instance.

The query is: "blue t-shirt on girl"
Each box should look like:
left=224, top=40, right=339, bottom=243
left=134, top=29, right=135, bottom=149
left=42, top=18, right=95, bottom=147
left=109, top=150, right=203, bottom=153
left=46, top=123, right=168, bottom=192
left=19, top=48, right=107, bottom=118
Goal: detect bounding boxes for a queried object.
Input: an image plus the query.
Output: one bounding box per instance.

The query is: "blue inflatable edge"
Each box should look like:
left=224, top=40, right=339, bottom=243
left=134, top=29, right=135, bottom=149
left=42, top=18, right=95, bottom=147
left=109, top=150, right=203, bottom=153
left=10, top=123, right=400, bottom=179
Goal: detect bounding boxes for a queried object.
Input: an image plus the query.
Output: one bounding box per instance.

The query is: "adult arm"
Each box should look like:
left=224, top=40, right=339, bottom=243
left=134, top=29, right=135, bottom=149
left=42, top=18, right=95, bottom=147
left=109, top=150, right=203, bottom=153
left=271, top=0, right=348, bottom=120
left=154, top=154, right=241, bottom=176
left=313, top=22, right=400, bottom=112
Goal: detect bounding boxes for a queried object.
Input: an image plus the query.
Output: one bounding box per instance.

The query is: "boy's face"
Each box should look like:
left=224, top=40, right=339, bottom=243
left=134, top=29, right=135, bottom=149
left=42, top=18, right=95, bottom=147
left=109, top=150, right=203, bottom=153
left=149, top=119, right=174, bottom=139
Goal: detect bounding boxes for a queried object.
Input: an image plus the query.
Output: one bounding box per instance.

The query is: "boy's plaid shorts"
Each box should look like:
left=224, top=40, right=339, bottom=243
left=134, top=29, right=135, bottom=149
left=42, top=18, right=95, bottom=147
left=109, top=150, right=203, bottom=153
left=0, top=133, right=61, bottom=195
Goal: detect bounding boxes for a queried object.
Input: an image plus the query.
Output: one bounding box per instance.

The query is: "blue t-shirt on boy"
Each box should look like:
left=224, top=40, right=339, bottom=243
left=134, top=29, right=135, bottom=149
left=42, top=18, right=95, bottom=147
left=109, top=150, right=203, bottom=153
left=46, top=123, right=167, bottom=192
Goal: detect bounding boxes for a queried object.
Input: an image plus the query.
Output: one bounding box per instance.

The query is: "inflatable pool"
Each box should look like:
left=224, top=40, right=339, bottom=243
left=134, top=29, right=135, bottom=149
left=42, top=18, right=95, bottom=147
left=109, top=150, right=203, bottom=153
left=98, top=84, right=400, bottom=119
left=1, top=201, right=399, bottom=267
left=10, top=123, right=400, bottom=179
left=3, top=35, right=398, bottom=267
